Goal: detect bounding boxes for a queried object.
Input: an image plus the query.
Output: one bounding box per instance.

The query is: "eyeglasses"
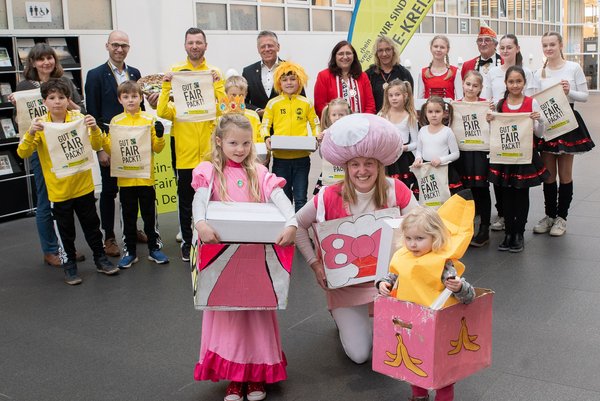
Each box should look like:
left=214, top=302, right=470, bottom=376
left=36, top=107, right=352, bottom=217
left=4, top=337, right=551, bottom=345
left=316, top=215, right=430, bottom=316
left=377, top=47, right=394, bottom=54
left=109, top=42, right=130, bottom=50
left=476, top=38, right=493, bottom=44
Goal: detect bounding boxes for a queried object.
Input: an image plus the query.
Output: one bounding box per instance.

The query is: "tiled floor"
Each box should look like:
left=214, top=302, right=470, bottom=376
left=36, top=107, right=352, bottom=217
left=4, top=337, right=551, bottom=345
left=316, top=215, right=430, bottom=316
left=1, top=97, right=599, bottom=401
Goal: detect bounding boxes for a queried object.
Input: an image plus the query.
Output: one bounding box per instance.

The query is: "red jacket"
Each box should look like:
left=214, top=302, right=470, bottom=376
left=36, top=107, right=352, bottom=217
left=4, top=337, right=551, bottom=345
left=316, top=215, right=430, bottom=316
left=313, top=69, right=376, bottom=117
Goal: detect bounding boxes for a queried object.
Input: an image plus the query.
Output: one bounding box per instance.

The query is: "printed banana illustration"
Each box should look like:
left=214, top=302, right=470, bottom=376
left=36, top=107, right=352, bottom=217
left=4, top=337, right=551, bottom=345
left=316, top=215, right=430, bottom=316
left=448, top=317, right=480, bottom=355
left=384, top=333, right=428, bottom=377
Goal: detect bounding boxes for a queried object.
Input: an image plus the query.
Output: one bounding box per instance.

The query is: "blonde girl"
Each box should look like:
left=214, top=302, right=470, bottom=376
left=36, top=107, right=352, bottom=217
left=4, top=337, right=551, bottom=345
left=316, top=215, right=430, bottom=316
left=191, top=113, right=297, bottom=401
left=313, top=98, right=352, bottom=194
left=417, top=35, right=463, bottom=100
left=377, top=206, right=475, bottom=401
left=532, top=32, right=595, bottom=237
left=456, top=70, right=493, bottom=247
left=413, top=97, right=463, bottom=193
left=379, top=79, right=418, bottom=195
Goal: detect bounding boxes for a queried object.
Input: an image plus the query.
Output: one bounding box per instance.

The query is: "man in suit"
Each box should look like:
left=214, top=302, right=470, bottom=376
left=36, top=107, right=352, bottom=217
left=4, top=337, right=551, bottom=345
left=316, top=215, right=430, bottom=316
left=242, top=31, right=282, bottom=118
left=460, top=20, right=502, bottom=81
left=85, top=30, right=159, bottom=257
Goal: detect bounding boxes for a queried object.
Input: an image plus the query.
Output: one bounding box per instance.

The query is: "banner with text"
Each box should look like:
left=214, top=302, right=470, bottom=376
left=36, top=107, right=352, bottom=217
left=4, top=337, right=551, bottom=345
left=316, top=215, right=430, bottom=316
left=14, top=88, right=46, bottom=137
left=489, top=112, right=533, bottom=165
left=533, top=83, right=578, bottom=141
left=450, top=101, right=491, bottom=151
left=348, top=0, right=435, bottom=69
left=153, top=133, right=178, bottom=214
left=109, top=124, right=152, bottom=179
left=172, top=71, right=216, bottom=123
left=44, top=118, right=94, bottom=178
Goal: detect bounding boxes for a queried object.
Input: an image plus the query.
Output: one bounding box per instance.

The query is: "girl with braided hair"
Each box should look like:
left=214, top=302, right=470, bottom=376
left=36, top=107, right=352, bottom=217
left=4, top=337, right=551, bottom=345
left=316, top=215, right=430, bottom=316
left=417, top=35, right=463, bottom=100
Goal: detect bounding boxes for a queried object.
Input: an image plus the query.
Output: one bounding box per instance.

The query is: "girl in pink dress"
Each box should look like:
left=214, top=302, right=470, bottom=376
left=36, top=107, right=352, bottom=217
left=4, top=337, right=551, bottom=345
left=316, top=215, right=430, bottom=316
left=191, top=113, right=297, bottom=401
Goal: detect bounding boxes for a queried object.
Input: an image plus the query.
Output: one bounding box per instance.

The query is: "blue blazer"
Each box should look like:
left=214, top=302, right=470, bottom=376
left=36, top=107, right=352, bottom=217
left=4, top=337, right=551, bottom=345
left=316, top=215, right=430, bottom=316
left=84, top=62, right=143, bottom=131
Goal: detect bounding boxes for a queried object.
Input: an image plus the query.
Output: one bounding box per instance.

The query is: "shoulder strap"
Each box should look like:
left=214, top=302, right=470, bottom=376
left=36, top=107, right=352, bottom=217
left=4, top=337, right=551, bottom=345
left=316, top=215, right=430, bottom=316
left=316, top=185, right=328, bottom=223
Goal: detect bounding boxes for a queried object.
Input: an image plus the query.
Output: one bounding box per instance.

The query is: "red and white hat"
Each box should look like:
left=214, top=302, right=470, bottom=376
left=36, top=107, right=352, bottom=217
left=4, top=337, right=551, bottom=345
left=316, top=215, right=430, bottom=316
left=478, top=20, right=497, bottom=39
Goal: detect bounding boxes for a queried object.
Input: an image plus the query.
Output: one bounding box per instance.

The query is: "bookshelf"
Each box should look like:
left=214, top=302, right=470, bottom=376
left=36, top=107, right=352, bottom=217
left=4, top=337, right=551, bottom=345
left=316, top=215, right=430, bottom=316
left=0, top=35, right=82, bottom=219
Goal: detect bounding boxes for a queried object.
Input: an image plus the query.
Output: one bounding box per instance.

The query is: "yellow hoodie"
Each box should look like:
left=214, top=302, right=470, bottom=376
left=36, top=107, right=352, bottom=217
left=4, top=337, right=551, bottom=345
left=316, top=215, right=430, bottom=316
left=102, top=110, right=165, bottom=187
left=17, top=111, right=102, bottom=203
left=157, top=58, right=226, bottom=169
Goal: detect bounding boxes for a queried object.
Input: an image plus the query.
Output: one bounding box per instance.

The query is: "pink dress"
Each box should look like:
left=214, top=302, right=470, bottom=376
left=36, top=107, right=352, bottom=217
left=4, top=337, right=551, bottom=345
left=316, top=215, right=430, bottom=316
left=191, top=160, right=288, bottom=383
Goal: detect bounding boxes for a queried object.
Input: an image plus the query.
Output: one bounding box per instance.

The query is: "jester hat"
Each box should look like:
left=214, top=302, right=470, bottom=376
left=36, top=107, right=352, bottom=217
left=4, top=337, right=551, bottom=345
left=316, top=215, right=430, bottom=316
left=320, top=113, right=403, bottom=167
left=273, top=61, right=308, bottom=95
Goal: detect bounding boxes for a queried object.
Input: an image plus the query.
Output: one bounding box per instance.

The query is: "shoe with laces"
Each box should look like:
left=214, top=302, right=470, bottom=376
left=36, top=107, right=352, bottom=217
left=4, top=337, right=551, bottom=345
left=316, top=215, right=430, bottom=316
left=247, top=382, right=266, bottom=401
left=95, top=255, right=120, bottom=275
left=181, top=243, right=191, bottom=262
left=148, top=249, right=169, bottom=264
left=118, top=254, right=139, bottom=269
left=533, top=216, right=555, bottom=234
left=103, top=238, right=121, bottom=257
left=44, top=253, right=62, bottom=267
left=175, top=231, right=183, bottom=243
left=136, top=229, right=148, bottom=243
left=224, top=381, right=244, bottom=401
left=64, top=265, right=82, bottom=286
left=549, top=217, right=567, bottom=236
left=490, top=216, right=505, bottom=231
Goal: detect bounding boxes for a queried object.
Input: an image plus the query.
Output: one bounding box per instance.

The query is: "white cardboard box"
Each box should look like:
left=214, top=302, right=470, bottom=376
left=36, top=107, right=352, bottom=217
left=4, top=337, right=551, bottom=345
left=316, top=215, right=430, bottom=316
left=270, top=135, right=317, bottom=151
left=255, top=142, right=268, bottom=162
left=206, top=201, right=286, bottom=243
left=375, top=218, right=404, bottom=281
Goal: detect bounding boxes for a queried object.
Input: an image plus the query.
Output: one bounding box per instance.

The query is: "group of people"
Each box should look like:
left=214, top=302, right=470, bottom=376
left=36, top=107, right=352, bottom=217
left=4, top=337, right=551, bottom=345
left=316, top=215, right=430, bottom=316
left=11, top=22, right=595, bottom=401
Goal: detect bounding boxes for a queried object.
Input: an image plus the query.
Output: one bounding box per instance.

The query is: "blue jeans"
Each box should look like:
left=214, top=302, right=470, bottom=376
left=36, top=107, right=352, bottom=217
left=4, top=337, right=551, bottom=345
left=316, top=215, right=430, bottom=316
left=272, top=156, right=310, bottom=212
left=31, top=151, right=59, bottom=254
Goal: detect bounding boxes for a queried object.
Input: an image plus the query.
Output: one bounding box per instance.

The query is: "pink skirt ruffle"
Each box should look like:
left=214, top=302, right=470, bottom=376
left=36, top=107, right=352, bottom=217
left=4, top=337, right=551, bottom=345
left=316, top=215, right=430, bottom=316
left=194, top=350, right=287, bottom=383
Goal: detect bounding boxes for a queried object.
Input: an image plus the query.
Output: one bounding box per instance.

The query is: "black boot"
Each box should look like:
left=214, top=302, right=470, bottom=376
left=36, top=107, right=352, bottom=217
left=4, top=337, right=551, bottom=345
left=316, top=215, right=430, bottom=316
left=470, top=224, right=490, bottom=247
left=498, top=234, right=512, bottom=251
left=509, top=232, right=524, bottom=253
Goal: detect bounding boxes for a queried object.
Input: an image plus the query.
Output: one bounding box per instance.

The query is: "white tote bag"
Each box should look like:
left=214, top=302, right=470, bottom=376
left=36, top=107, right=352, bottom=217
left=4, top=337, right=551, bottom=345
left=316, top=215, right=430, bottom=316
left=450, top=101, right=491, bottom=151
left=171, top=71, right=217, bottom=122
left=489, top=112, right=533, bottom=165
left=411, top=163, right=450, bottom=209
left=109, top=124, right=152, bottom=179
left=533, top=83, right=579, bottom=141
left=43, top=118, right=94, bottom=178
left=13, top=88, right=46, bottom=137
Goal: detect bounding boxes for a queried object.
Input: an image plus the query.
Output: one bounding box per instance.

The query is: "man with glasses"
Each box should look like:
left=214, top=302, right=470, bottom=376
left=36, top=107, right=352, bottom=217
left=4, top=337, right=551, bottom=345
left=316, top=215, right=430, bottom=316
left=461, top=20, right=503, bottom=80
left=85, top=30, right=159, bottom=257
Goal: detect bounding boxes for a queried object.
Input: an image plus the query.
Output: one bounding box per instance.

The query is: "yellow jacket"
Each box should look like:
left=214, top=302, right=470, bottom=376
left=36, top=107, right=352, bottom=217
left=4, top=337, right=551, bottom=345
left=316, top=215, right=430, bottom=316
left=17, top=111, right=102, bottom=203
left=261, top=94, right=320, bottom=159
left=157, top=58, right=225, bottom=169
left=102, top=110, right=165, bottom=187
left=245, top=109, right=263, bottom=143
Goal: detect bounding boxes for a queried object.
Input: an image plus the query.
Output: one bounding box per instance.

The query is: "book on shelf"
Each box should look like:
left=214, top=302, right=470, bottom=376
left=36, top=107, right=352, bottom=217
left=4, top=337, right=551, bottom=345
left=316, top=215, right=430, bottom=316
left=0, top=82, right=12, bottom=103
left=0, top=47, right=12, bottom=68
left=0, top=151, right=21, bottom=176
left=0, top=118, right=17, bottom=139
left=17, top=39, right=35, bottom=68
left=48, top=38, right=77, bottom=66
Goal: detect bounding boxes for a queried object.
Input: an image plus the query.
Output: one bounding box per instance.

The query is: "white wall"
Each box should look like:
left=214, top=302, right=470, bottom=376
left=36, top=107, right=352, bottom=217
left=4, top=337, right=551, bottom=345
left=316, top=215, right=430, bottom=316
left=76, top=0, right=548, bottom=100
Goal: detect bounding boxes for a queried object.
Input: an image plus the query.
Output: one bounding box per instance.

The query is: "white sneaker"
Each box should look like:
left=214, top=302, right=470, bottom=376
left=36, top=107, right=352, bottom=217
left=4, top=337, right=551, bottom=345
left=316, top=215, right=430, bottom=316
left=549, top=217, right=567, bottom=236
left=175, top=231, right=182, bottom=243
left=533, top=216, right=555, bottom=234
left=490, top=216, right=505, bottom=231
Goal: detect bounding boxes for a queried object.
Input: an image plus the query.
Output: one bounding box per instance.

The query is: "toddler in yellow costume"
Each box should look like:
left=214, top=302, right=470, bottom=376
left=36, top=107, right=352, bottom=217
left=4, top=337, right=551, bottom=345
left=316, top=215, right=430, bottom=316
left=376, top=190, right=476, bottom=401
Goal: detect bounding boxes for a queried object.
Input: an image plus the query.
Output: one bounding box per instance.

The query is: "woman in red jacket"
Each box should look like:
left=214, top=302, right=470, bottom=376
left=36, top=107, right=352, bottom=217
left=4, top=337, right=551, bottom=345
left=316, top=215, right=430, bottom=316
left=314, top=40, right=376, bottom=117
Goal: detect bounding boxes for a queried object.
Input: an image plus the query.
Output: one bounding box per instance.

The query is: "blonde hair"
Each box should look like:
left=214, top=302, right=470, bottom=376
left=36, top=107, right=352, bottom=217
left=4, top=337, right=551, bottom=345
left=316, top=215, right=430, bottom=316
left=425, top=35, right=453, bottom=81
left=371, top=35, right=400, bottom=72
left=463, top=70, right=484, bottom=98
left=224, top=75, right=248, bottom=95
left=401, top=206, right=450, bottom=252
left=321, top=98, right=351, bottom=130
left=541, top=31, right=564, bottom=79
left=211, top=114, right=261, bottom=202
left=379, top=79, right=417, bottom=126
left=341, top=160, right=388, bottom=208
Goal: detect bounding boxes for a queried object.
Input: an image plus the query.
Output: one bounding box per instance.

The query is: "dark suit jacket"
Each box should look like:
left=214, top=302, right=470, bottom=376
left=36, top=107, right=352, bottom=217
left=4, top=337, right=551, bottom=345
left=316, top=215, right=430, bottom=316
left=84, top=62, right=143, bottom=131
left=242, top=60, right=306, bottom=112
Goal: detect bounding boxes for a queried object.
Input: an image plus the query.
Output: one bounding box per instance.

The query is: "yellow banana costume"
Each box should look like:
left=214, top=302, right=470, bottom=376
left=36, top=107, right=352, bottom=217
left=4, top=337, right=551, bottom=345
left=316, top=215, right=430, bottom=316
left=390, top=190, right=475, bottom=308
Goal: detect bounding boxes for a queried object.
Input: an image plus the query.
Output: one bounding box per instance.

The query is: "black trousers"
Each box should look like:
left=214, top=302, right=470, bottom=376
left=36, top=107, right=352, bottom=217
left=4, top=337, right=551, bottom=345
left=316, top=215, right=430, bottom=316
left=502, top=187, right=530, bottom=235
left=119, top=186, right=159, bottom=255
left=52, top=191, right=105, bottom=263
left=99, top=163, right=119, bottom=240
left=472, top=186, right=492, bottom=226
left=177, top=168, right=194, bottom=245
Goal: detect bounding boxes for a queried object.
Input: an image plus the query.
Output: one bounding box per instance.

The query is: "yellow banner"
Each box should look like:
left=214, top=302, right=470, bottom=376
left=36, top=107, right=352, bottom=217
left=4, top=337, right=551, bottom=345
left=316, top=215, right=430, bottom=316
left=348, top=0, right=435, bottom=69
left=153, top=134, right=178, bottom=214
